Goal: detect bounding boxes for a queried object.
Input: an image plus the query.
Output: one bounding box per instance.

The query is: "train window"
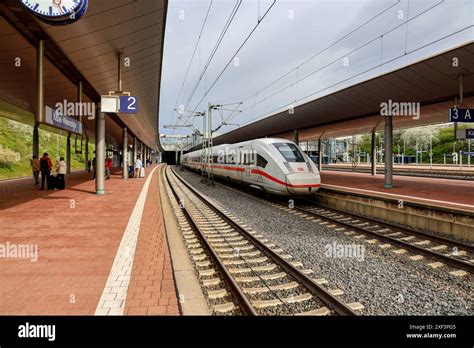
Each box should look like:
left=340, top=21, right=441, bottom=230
left=273, top=143, right=305, bottom=162
left=257, top=154, right=268, bottom=168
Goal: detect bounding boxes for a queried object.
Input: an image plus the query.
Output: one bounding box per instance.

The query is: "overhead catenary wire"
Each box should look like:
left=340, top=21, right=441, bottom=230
left=239, top=0, right=444, bottom=119
left=171, top=0, right=213, bottom=126
left=182, top=0, right=243, bottom=112
left=240, top=0, right=402, bottom=105
left=169, top=0, right=242, bottom=132
left=241, top=23, right=472, bottom=129
left=188, top=0, right=276, bottom=119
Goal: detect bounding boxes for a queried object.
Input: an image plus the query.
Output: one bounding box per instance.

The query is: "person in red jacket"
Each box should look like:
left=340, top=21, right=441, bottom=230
left=105, top=157, right=113, bottom=179
left=39, top=153, right=52, bottom=190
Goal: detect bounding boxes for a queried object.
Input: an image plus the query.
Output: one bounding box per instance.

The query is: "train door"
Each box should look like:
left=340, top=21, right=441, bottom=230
left=243, top=143, right=262, bottom=186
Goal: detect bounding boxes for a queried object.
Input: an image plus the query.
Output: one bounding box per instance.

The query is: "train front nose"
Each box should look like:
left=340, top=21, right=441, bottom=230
left=285, top=173, right=321, bottom=195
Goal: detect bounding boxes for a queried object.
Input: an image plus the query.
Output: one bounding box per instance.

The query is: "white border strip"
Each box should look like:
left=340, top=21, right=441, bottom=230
left=95, top=166, right=159, bottom=315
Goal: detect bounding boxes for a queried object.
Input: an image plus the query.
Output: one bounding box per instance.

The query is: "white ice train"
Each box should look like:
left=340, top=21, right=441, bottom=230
left=181, top=138, right=321, bottom=196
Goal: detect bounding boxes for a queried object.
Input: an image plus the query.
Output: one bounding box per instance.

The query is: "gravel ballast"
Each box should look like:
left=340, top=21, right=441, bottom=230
left=175, top=168, right=473, bottom=315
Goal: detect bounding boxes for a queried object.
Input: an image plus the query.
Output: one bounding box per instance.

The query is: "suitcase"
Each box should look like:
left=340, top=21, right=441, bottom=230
left=49, top=175, right=58, bottom=190
left=140, top=168, right=145, bottom=178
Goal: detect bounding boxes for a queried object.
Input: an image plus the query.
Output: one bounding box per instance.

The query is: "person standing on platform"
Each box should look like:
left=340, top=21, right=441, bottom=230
left=105, top=157, right=113, bottom=180
left=128, top=158, right=134, bottom=178
left=92, top=157, right=96, bottom=180
left=39, top=153, right=52, bottom=191
left=30, top=155, right=40, bottom=185
left=134, top=157, right=142, bottom=179
left=87, top=159, right=92, bottom=173
left=56, top=156, right=67, bottom=190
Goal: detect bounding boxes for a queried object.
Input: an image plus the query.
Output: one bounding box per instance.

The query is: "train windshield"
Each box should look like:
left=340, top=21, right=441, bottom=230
left=273, top=143, right=305, bottom=162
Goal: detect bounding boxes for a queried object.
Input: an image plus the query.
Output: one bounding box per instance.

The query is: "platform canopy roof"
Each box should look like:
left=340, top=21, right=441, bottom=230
left=212, top=42, right=474, bottom=145
left=0, top=0, right=168, bottom=150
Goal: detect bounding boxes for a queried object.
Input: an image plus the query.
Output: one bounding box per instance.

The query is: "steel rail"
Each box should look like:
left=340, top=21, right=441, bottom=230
left=304, top=201, right=474, bottom=253
left=294, top=203, right=474, bottom=274
left=181, top=168, right=473, bottom=274
left=171, top=166, right=357, bottom=316
left=165, top=167, right=257, bottom=315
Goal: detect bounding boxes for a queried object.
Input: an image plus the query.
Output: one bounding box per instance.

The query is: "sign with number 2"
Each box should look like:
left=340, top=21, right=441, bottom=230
left=120, top=96, right=138, bottom=114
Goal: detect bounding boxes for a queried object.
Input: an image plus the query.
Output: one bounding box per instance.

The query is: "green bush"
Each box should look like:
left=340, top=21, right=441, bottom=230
left=0, top=117, right=95, bottom=180
left=0, top=146, right=17, bottom=169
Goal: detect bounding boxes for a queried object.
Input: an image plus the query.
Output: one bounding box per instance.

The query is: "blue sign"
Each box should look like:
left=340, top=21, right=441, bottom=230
left=449, top=108, right=473, bottom=122
left=44, top=106, right=83, bottom=134
left=467, top=129, right=474, bottom=139
left=120, top=96, right=138, bottom=114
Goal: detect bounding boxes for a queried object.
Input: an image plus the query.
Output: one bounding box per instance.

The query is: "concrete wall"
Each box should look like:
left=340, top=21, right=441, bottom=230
left=314, top=189, right=474, bottom=242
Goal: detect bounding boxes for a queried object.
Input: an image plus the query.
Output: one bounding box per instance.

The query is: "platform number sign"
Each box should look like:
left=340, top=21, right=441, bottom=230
left=120, top=96, right=139, bottom=114
left=449, top=108, right=473, bottom=122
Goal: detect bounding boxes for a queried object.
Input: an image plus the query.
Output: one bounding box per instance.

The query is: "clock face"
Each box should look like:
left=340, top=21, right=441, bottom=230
left=19, top=0, right=88, bottom=25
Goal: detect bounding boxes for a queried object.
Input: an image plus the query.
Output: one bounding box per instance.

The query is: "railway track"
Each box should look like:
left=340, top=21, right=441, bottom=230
left=187, top=168, right=473, bottom=277
left=284, top=202, right=474, bottom=276
left=164, top=166, right=362, bottom=316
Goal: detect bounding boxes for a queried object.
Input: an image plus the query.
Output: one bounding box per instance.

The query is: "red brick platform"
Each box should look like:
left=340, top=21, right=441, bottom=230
left=124, top=168, right=179, bottom=315
left=320, top=171, right=474, bottom=212
left=0, top=165, right=178, bottom=315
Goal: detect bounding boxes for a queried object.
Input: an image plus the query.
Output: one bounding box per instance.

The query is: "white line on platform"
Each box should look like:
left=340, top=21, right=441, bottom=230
left=95, top=166, right=158, bottom=315
left=322, top=184, right=474, bottom=210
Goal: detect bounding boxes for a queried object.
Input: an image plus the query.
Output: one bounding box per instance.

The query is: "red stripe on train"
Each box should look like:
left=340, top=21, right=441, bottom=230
left=250, top=169, right=320, bottom=188
left=185, top=163, right=320, bottom=188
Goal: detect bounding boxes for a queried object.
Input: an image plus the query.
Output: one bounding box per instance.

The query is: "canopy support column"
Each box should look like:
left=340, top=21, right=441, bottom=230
left=95, top=110, right=105, bottom=194
left=384, top=117, right=393, bottom=188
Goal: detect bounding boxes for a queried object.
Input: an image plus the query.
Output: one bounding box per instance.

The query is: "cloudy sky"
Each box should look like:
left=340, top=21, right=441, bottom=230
left=159, top=0, right=473, bottom=138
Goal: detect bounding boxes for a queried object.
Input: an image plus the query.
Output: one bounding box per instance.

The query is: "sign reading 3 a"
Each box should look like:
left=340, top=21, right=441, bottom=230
left=449, top=108, right=473, bottom=123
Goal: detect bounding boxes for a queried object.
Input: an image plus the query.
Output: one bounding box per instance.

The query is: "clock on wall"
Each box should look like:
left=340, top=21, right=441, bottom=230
left=19, top=0, right=89, bottom=26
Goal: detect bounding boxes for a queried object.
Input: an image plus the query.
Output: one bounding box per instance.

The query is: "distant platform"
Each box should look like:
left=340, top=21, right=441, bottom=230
left=320, top=170, right=474, bottom=213
left=324, top=163, right=474, bottom=171
left=322, top=164, right=474, bottom=180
